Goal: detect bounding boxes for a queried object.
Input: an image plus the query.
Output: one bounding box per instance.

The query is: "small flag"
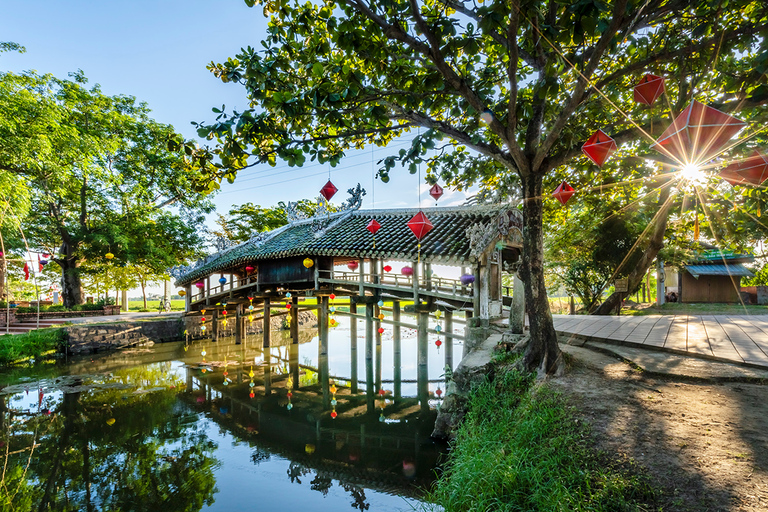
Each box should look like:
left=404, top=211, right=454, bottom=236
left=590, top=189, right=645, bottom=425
left=38, top=254, right=43, bottom=272
left=23, top=262, right=29, bottom=281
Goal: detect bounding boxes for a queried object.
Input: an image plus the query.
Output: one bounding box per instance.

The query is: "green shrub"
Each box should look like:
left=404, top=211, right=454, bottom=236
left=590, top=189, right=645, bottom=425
left=0, top=328, right=66, bottom=365
left=429, top=365, right=657, bottom=512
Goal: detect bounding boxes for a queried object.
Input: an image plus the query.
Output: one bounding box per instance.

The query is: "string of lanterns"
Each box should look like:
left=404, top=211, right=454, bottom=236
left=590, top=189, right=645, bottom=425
left=553, top=73, right=765, bottom=208
left=330, top=380, right=338, bottom=419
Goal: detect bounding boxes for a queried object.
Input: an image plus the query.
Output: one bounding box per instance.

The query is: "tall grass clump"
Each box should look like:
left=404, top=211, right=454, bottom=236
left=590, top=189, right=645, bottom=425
left=0, top=328, right=66, bottom=365
left=429, top=361, right=657, bottom=511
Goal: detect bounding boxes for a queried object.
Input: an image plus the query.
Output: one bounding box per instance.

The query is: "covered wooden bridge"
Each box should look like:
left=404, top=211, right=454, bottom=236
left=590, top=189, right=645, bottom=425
left=171, top=193, right=524, bottom=408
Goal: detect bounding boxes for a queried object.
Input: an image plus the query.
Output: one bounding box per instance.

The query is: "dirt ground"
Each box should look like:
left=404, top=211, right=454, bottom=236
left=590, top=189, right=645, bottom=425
left=549, top=348, right=768, bottom=511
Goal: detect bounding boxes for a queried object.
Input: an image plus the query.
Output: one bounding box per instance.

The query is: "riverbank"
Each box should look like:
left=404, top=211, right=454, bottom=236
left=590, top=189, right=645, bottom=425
left=429, top=351, right=658, bottom=511
left=430, top=344, right=768, bottom=511
left=0, top=328, right=66, bottom=365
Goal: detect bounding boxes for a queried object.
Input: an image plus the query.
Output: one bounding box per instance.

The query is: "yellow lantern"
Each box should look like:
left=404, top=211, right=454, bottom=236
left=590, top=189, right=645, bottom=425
left=303, top=257, right=314, bottom=268
left=105, top=252, right=114, bottom=259
left=178, top=290, right=186, bottom=297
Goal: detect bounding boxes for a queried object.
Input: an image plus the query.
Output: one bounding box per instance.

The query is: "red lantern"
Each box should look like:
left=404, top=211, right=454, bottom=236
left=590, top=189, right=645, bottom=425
left=407, top=211, right=433, bottom=240
left=222, top=310, right=227, bottom=315
left=634, top=74, right=665, bottom=105
left=320, top=180, right=338, bottom=201
left=245, top=266, right=255, bottom=273
left=429, top=184, right=444, bottom=201
left=719, top=168, right=748, bottom=186
left=286, top=303, right=291, bottom=309
left=383, top=265, right=392, bottom=272
left=331, top=411, right=338, bottom=419
left=435, top=339, right=442, bottom=347
left=552, top=181, right=575, bottom=205
left=195, top=282, right=204, bottom=288
left=730, top=150, right=768, bottom=185
left=366, top=218, right=381, bottom=235
left=435, top=388, right=443, bottom=397
left=329, top=293, right=336, bottom=300
left=653, top=100, right=746, bottom=165
left=582, top=129, right=617, bottom=167
left=378, top=327, right=384, bottom=334
left=378, top=389, right=386, bottom=397
left=347, top=261, right=359, bottom=271
left=401, top=266, right=413, bottom=276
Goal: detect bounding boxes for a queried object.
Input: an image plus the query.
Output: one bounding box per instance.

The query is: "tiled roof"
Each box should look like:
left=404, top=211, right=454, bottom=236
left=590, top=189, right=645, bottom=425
left=176, top=205, right=521, bottom=285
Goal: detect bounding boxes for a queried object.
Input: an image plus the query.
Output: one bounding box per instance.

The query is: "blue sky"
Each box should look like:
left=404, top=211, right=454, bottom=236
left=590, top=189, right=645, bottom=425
left=1, top=0, right=470, bottom=219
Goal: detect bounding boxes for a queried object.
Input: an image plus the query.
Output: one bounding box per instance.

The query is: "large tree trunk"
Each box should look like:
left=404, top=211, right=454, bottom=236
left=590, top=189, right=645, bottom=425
left=594, top=187, right=673, bottom=315
left=59, top=256, right=84, bottom=308
left=519, top=173, right=563, bottom=375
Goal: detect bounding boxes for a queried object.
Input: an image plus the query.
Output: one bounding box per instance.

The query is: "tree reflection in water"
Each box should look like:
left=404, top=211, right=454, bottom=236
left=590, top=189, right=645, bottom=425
left=0, top=364, right=218, bottom=511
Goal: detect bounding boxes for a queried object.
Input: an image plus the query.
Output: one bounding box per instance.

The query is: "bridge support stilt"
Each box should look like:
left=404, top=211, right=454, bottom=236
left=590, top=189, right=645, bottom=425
left=290, top=342, right=299, bottom=391
left=375, top=302, right=382, bottom=394
left=445, top=309, right=453, bottom=371
left=212, top=309, right=219, bottom=342
left=350, top=302, right=358, bottom=393
left=235, top=303, right=242, bottom=345
left=290, top=296, right=298, bottom=345
left=262, top=298, right=271, bottom=349
left=393, top=300, right=401, bottom=401
left=417, top=309, right=429, bottom=413
left=365, top=302, right=374, bottom=413
left=319, top=295, right=330, bottom=408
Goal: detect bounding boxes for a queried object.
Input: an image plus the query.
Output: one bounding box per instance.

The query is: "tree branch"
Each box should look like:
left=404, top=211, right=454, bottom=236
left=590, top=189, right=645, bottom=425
left=534, top=0, right=629, bottom=172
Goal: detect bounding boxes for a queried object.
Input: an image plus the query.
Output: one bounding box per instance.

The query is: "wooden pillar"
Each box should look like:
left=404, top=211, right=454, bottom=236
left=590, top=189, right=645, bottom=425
left=374, top=302, right=382, bottom=393
left=393, top=301, right=402, bottom=400
left=473, top=263, right=481, bottom=318
left=319, top=295, right=330, bottom=408
left=510, top=275, right=525, bottom=334
left=290, top=296, right=298, bottom=344
left=350, top=302, right=358, bottom=393
left=425, top=262, right=432, bottom=290
left=184, top=285, right=191, bottom=312
left=417, top=308, right=429, bottom=413
left=264, top=348, right=272, bottom=396
left=445, top=309, right=454, bottom=371
left=262, top=298, right=271, bottom=349
left=464, top=310, right=473, bottom=358
left=235, top=303, right=243, bottom=345
left=358, top=258, right=365, bottom=296
left=290, top=342, right=299, bottom=391
left=365, top=302, right=374, bottom=412
left=212, top=309, right=219, bottom=342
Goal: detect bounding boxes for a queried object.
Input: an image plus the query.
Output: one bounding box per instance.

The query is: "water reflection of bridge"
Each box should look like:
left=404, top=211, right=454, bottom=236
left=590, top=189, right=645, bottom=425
left=184, top=363, right=444, bottom=492
left=172, top=202, right=525, bottom=411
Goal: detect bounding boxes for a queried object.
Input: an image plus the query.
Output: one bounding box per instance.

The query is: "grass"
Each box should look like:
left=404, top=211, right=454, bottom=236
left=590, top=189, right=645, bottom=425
left=125, top=299, right=186, bottom=312
left=428, top=355, right=657, bottom=512
left=0, top=328, right=66, bottom=365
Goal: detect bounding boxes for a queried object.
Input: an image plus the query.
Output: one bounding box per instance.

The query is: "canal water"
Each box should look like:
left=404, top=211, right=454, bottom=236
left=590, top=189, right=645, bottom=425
left=0, top=314, right=456, bottom=510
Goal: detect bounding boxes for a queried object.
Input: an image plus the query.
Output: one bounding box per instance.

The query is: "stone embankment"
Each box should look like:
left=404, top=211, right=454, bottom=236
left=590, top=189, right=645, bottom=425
left=63, top=310, right=318, bottom=355
left=65, top=319, right=183, bottom=355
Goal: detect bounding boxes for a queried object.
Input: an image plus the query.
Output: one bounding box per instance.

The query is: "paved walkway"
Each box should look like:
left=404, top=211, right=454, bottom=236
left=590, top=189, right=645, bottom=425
left=553, top=314, right=768, bottom=369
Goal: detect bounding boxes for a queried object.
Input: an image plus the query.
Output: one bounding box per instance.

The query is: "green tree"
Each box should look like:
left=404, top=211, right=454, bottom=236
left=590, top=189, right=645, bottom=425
left=194, top=0, right=768, bottom=373
left=0, top=71, right=212, bottom=307
left=213, top=199, right=323, bottom=243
